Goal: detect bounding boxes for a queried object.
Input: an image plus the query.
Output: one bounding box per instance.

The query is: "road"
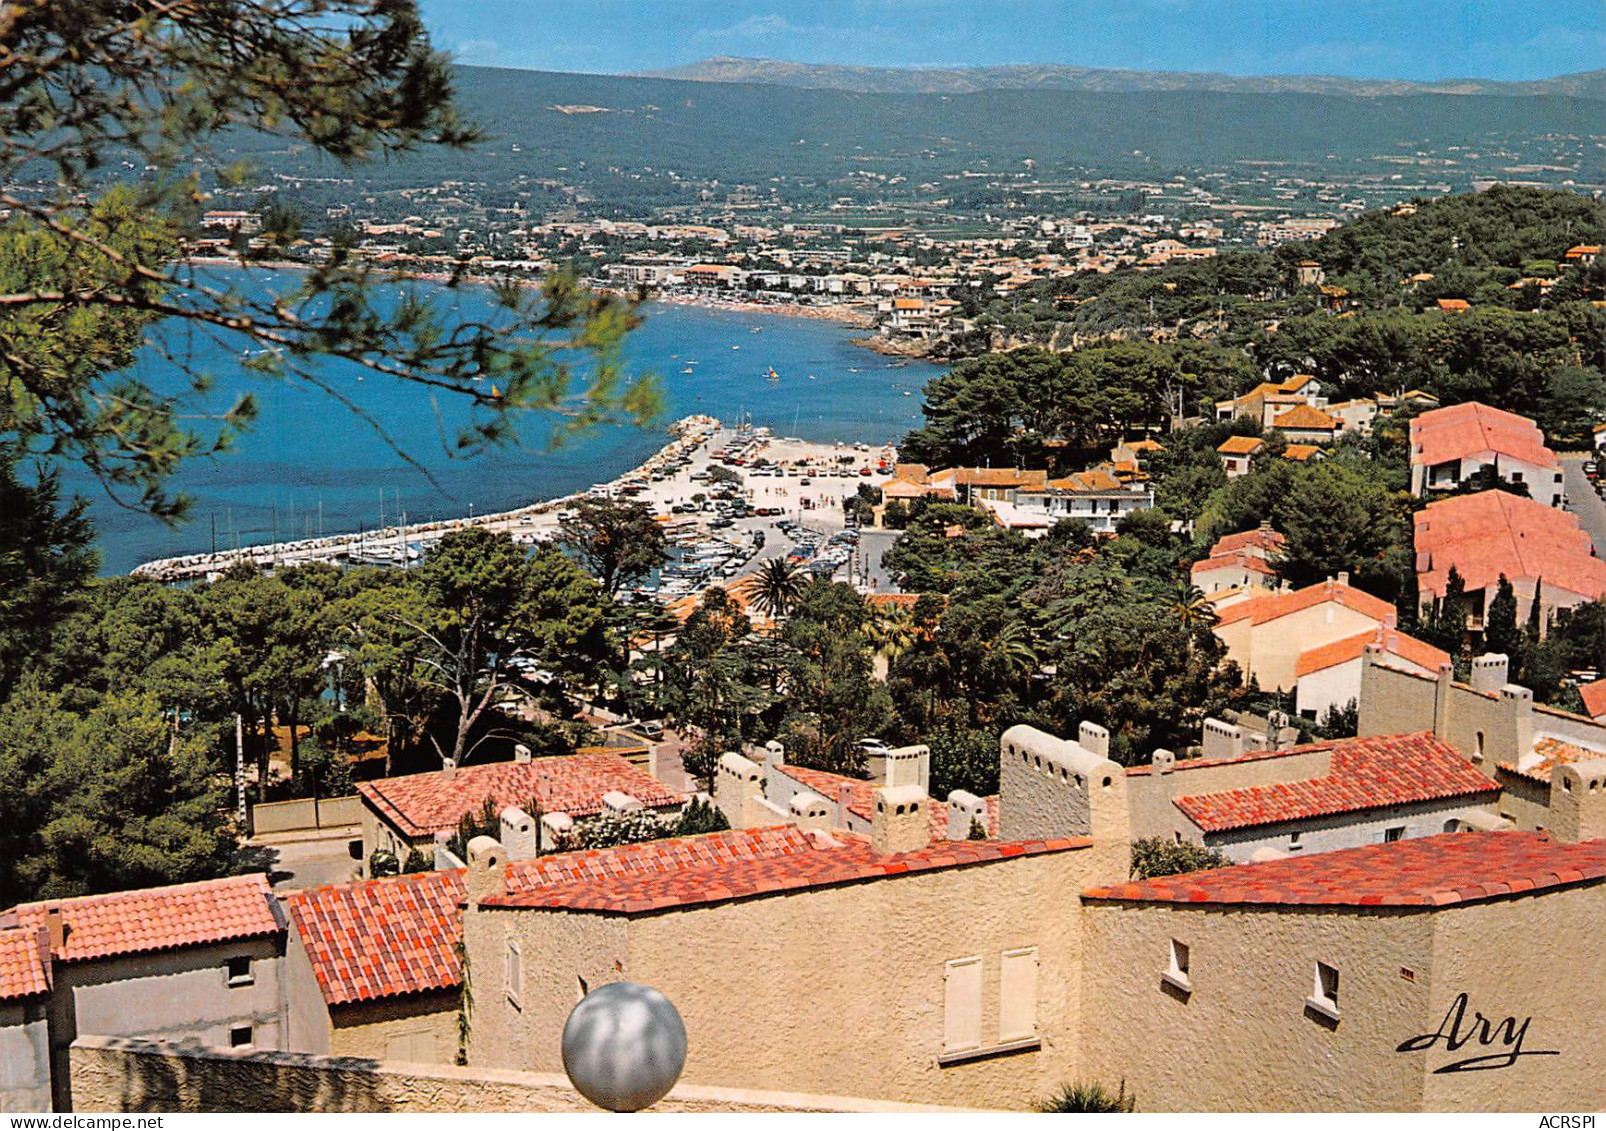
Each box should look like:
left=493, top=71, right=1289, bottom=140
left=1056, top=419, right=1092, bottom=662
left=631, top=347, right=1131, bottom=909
left=251, top=829, right=363, bottom=890
left=1561, top=454, right=1606, bottom=558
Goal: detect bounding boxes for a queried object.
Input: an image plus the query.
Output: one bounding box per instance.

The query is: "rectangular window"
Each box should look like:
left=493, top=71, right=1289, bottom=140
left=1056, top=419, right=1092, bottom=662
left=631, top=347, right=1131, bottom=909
left=998, top=948, right=1039, bottom=1042
left=1288, top=830, right=1303, bottom=851
left=943, top=956, right=983, bottom=1052
left=1164, top=939, right=1192, bottom=992
left=1383, top=826, right=1405, bottom=843
left=229, top=1025, right=253, bottom=1049
left=505, top=940, right=522, bottom=1008
left=1307, top=961, right=1340, bottom=1021
left=225, top=955, right=254, bottom=987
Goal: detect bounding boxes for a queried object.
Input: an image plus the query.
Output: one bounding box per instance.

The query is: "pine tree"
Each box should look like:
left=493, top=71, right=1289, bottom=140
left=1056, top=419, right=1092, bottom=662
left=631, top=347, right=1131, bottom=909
left=1484, top=574, right=1520, bottom=661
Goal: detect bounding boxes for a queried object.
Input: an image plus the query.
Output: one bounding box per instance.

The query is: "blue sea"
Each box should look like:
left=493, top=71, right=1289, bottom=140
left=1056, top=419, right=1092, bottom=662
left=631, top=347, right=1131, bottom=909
left=80, top=271, right=941, bottom=574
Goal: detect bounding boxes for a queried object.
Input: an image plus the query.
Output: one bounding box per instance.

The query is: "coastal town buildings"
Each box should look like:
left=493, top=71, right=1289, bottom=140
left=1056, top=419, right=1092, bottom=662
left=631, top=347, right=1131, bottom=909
left=1411, top=490, right=1606, bottom=632
left=1408, top=402, right=1563, bottom=505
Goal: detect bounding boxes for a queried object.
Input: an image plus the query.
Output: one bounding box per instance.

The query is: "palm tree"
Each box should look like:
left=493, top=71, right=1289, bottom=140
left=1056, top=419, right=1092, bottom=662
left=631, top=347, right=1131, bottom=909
left=987, top=618, right=1040, bottom=683
left=1172, top=580, right=1217, bottom=638
left=865, top=602, right=916, bottom=679
left=749, top=557, right=806, bottom=622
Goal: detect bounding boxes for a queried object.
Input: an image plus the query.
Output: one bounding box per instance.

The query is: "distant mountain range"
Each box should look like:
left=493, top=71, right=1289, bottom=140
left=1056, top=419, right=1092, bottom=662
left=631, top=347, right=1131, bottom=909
left=641, top=57, right=1606, bottom=101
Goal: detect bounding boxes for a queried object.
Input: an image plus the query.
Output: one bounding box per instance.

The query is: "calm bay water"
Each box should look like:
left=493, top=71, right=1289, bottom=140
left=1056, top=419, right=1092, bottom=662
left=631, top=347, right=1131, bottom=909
left=82, top=272, right=940, bottom=574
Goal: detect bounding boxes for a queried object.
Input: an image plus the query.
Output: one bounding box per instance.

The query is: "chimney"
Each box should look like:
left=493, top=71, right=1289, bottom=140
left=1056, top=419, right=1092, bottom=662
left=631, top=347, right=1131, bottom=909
left=871, top=785, right=930, bottom=855
left=440, top=757, right=457, bottom=782
left=513, top=744, right=532, bottom=764
left=602, top=791, right=643, bottom=816
left=1201, top=718, right=1245, bottom=761
left=1433, top=662, right=1454, bottom=738
left=763, top=740, right=786, bottom=767
left=1336, top=570, right=1349, bottom=587
left=539, top=811, right=574, bottom=852
left=44, top=907, right=65, bottom=953
left=946, top=790, right=988, bottom=840
left=836, top=782, right=856, bottom=827
left=714, top=752, right=765, bottom=829
left=1151, top=749, right=1175, bottom=775
left=1078, top=721, right=1110, bottom=759
left=883, top=744, right=931, bottom=791
left=1501, top=684, right=1534, bottom=769
left=788, top=790, right=830, bottom=832
left=499, top=806, right=539, bottom=861
left=1470, top=653, right=1509, bottom=695
left=465, top=836, right=504, bottom=906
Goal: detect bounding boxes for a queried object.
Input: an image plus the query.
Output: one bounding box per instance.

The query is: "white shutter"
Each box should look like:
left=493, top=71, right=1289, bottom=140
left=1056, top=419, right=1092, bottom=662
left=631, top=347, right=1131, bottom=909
left=999, top=947, right=1039, bottom=1042
left=943, top=957, right=983, bottom=1052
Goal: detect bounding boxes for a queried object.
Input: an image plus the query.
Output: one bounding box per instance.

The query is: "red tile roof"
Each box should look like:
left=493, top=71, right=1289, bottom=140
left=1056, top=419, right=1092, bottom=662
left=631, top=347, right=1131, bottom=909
left=1191, top=551, right=1279, bottom=579
left=1083, top=831, right=1606, bottom=908
left=1172, top=732, right=1497, bottom=833
left=358, top=754, right=687, bottom=839
left=285, top=869, right=467, bottom=1006
left=1294, top=629, right=1450, bottom=678
left=1498, top=736, right=1606, bottom=785
left=1410, top=401, right=1557, bottom=471
left=9, top=875, right=281, bottom=964
left=1414, top=490, right=1606, bottom=601
left=483, top=825, right=1085, bottom=914
left=1213, top=580, right=1395, bottom=628
left=1210, top=526, right=1286, bottom=557
left=1217, top=436, right=1264, bottom=456
left=1271, top=404, right=1341, bottom=431
left=1582, top=680, right=1606, bottom=721
left=0, top=926, right=51, bottom=1002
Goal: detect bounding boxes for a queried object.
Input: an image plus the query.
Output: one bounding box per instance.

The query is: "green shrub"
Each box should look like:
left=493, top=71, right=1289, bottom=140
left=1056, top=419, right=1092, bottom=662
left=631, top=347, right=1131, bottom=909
left=1034, top=1081, right=1135, bottom=1113
left=1128, top=837, right=1228, bottom=880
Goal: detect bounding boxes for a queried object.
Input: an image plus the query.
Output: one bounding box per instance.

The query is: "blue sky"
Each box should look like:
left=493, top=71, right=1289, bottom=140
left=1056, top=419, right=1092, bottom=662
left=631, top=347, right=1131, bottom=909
left=417, top=0, right=1605, bottom=81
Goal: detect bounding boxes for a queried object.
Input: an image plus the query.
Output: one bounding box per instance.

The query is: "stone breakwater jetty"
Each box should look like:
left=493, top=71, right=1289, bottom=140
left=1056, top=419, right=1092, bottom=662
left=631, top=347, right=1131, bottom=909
left=129, top=415, right=722, bottom=583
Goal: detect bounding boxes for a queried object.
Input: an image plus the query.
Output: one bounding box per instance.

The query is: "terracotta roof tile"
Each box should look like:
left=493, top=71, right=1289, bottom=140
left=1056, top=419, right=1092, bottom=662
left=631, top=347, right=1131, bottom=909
left=1282, top=443, right=1323, bottom=461
left=285, top=870, right=466, bottom=1006
left=1410, top=402, right=1558, bottom=471
left=1172, top=732, right=1497, bottom=833
left=358, top=754, right=686, bottom=839
left=1084, top=831, right=1606, bottom=907
left=484, top=825, right=1084, bottom=913
left=1217, top=436, right=1264, bottom=456
left=291, top=827, right=1087, bottom=1003
left=1498, top=735, right=1606, bottom=785
left=0, top=926, right=51, bottom=1001
left=1581, top=679, right=1606, bottom=720
left=1294, top=629, right=1449, bottom=677
left=1210, top=526, right=1286, bottom=557
left=1414, top=490, right=1606, bottom=601
left=1213, top=580, right=1395, bottom=628
left=1191, top=551, right=1279, bottom=579
left=9, top=875, right=281, bottom=964
left=1271, top=404, right=1341, bottom=430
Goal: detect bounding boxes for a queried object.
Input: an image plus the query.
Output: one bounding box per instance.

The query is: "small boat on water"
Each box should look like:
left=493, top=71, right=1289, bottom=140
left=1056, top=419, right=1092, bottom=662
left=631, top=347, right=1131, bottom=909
left=766, top=367, right=780, bottom=383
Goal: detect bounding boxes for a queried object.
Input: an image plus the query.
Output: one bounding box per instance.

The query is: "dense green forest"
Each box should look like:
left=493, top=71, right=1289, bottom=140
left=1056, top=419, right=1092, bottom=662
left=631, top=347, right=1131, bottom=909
left=916, top=188, right=1606, bottom=451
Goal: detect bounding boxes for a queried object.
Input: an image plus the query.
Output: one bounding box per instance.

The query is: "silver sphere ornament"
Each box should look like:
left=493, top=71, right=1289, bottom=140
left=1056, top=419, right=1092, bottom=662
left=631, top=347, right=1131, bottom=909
left=561, top=981, right=688, bottom=1112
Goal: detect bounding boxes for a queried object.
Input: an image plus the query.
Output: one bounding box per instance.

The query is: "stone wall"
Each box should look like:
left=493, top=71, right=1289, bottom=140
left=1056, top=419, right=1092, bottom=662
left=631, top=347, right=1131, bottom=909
left=251, top=795, right=362, bottom=836
left=68, top=1036, right=972, bottom=1113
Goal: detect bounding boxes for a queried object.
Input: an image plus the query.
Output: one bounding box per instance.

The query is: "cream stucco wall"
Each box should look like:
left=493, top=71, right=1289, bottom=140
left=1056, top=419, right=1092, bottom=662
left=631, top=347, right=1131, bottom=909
left=330, top=991, right=460, bottom=1065
left=1224, top=603, right=1385, bottom=692
left=1080, top=881, right=1606, bottom=1112
left=465, top=847, right=1096, bottom=1111
left=1419, top=885, right=1606, bottom=1110
left=1081, top=900, right=1439, bottom=1111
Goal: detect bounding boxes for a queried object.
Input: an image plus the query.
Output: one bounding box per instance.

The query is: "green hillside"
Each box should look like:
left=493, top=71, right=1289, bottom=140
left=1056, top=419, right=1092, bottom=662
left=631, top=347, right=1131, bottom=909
left=231, top=66, right=1606, bottom=193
